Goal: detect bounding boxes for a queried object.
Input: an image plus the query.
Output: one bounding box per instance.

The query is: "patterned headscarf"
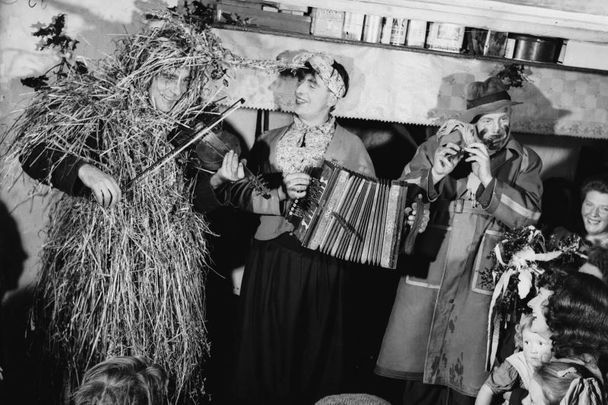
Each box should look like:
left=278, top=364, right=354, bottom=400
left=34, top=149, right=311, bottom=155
left=292, top=52, right=346, bottom=98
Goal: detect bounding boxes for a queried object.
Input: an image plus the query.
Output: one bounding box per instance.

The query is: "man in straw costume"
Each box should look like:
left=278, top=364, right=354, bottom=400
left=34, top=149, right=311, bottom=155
left=375, top=76, right=543, bottom=404
left=2, top=7, right=264, bottom=404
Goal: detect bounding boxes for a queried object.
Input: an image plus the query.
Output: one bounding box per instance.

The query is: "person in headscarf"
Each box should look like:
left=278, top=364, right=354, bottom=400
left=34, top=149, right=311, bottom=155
left=217, top=52, right=375, bottom=404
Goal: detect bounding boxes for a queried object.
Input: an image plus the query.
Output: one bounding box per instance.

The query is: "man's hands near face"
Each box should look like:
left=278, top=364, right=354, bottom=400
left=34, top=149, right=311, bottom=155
left=431, top=142, right=463, bottom=184
left=464, top=143, right=493, bottom=187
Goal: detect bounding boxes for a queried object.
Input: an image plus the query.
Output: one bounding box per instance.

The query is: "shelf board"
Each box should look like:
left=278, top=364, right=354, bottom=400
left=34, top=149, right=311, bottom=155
left=276, top=0, right=608, bottom=43
left=216, top=24, right=608, bottom=77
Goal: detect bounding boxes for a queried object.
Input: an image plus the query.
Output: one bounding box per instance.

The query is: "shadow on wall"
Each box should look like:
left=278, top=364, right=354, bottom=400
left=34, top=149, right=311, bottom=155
left=426, top=72, right=475, bottom=123
left=0, top=198, right=28, bottom=403
left=0, top=199, right=27, bottom=300
left=510, top=77, right=571, bottom=136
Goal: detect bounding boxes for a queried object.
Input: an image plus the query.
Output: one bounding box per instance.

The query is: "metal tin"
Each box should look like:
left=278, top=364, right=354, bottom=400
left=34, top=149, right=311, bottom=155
left=390, top=18, right=408, bottom=46
left=406, top=20, right=427, bottom=47
left=362, top=15, right=382, bottom=43
left=504, top=38, right=516, bottom=59
left=380, top=17, right=393, bottom=44
left=425, top=22, right=464, bottom=53
left=512, top=34, right=563, bottom=63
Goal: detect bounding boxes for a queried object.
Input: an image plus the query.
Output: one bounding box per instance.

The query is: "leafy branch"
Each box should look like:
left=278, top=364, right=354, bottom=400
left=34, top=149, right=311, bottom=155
left=21, top=14, right=86, bottom=91
left=493, top=63, right=531, bottom=90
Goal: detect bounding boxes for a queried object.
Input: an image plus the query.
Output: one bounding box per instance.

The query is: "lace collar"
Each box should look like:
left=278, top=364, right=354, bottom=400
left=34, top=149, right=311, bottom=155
left=275, top=116, right=336, bottom=174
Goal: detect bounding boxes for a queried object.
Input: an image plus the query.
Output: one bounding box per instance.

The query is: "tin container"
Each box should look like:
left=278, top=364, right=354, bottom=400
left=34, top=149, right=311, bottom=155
left=512, top=34, right=563, bottom=63
left=362, top=15, right=382, bottom=43
left=380, top=17, right=393, bottom=44
left=504, top=38, right=516, bottom=59
left=390, top=18, right=408, bottom=46
left=426, top=22, right=464, bottom=53
left=406, top=20, right=427, bottom=47
left=342, top=12, right=365, bottom=41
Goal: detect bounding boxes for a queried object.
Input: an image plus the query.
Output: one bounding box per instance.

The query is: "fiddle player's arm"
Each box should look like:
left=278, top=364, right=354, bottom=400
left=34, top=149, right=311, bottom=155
left=21, top=139, right=121, bottom=208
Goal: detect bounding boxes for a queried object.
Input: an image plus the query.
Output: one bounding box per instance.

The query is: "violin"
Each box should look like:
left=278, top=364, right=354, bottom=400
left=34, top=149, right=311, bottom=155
left=194, top=128, right=271, bottom=199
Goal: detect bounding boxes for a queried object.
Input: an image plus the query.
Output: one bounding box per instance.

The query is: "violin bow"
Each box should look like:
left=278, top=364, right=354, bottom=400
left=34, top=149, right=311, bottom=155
left=125, top=98, right=245, bottom=190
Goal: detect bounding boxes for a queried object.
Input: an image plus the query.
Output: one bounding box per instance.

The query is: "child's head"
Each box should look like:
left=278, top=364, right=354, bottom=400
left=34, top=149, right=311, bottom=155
left=73, top=356, right=167, bottom=405
left=524, top=361, right=604, bottom=405
left=515, top=314, right=553, bottom=368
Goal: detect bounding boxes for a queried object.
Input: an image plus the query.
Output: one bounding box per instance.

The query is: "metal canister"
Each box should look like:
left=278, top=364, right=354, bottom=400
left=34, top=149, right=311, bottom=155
left=512, top=34, right=562, bottom=63
left=380, top=17, right=393, bottom=44
left=390, top=18, right=408, bottom=46
left=362, top=15, right=382, bottom=43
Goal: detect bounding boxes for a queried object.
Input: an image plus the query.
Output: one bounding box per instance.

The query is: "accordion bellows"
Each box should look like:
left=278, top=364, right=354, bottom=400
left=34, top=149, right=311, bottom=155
left=286, top=160, right=411, bottom=268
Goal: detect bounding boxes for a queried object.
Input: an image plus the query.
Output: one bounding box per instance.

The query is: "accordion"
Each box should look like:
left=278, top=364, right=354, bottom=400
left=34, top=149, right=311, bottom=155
left=286, top=160, right=418, bottom=269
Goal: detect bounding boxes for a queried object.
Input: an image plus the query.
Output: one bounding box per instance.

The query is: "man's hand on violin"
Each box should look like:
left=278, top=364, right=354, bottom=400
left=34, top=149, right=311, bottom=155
left=210, top=150, right=245, bottom=189
left=78, top=163, right=122, bottom=208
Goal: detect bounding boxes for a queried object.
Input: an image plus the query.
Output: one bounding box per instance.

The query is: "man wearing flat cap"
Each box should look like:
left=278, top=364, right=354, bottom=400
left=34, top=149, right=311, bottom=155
left=375, top=76, right=543, bottom=404
left=219, top=52, right=375, bottom=404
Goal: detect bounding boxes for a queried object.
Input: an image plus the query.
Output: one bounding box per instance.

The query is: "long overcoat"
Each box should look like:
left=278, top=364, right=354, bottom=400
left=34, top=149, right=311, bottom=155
left=375, top=135, right=542, bottom=396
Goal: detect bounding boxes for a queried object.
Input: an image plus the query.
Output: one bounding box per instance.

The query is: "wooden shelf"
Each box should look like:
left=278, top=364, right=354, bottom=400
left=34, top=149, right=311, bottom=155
left=277, top=0, right=608, bottom=43
left=216, top=24, right=608, bottom=77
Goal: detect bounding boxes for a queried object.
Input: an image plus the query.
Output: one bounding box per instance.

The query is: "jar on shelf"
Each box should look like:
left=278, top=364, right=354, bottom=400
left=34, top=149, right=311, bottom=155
left=390, top=18, right=408, bottom=46
left=406, top=20, right=427, bottom=47
left=380, top=17, right=393, bottom=44
left=362, top=15, right=382, bottom=43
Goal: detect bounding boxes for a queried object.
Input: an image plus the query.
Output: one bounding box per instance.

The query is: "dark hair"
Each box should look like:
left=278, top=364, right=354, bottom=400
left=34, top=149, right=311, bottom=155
left=581, top=174, right=608, bottom=200
left=73, top=356, right=167, bottom=405
left=295, top=60, right=350, bottom=97
left=585, top=246, right=608, bottom=283
left=331, top=61, right=350, bottom=97
left=545, top=272, right=608, bottom=359
left=534, top=361, right=602, bottom=405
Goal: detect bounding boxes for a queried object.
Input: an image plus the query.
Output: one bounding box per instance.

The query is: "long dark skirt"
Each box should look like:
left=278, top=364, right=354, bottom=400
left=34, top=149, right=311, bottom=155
left=232, top=233, right=353, bottom=405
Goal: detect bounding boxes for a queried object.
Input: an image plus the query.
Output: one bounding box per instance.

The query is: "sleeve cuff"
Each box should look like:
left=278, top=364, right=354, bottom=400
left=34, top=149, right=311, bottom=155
left=426, top=171, right=440, bottom=202
left=53, top=158, right=87, bottom=196
left=476, top=178, right=496, bottom=208
left=192, top=172, right=222, bottom=213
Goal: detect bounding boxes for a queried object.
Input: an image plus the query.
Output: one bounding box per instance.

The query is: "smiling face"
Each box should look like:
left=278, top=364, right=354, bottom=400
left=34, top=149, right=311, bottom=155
left=528, top=287, right=553, bottom=339
left=475, top=106, right=511, bottom=154
left=149, top=67, right=191, bottom=113
left=522, top=329, right=553, bottom=369
left=293, top=73, right=336, bottom=125
left=581, top=190, right=608, bottom=238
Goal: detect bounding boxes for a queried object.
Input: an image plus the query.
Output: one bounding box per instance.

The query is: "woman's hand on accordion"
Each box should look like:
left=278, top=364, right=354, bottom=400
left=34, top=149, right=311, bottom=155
left=281, top=172, right=311, bottom=200
left=406, top=200, right=430, bottom=233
